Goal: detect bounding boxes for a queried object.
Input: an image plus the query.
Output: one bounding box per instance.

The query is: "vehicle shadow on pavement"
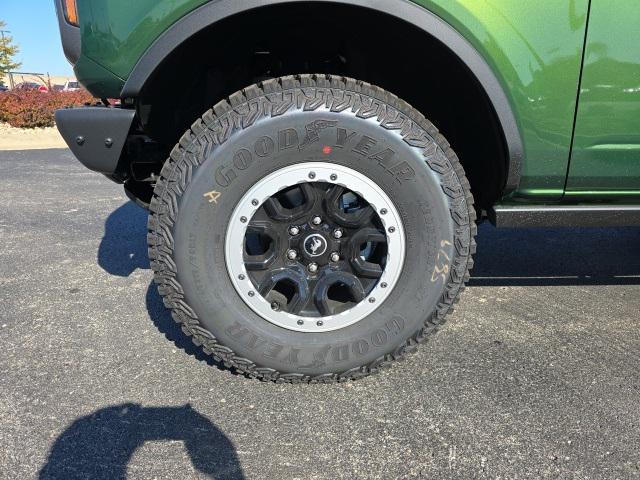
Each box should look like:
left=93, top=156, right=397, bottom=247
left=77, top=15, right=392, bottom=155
left=96, top=201, right=232, bottom=370
left=97, top=201, right=150, bottom=277
left=145, top=281, right=232, bottom=371
left=471, top=223, right=640, bottom=286
left=96, top=201, right=640, bottom=297
left=38, top=403, right=245, bottom=479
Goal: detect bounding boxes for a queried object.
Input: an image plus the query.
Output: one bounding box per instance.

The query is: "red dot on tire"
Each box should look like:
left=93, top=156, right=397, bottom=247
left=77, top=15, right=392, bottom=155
left=322, top=146, right=332, bottom=155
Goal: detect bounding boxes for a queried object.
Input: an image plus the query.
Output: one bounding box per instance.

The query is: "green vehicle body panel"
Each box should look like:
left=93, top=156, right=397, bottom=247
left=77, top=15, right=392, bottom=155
left=77, top=0, right=200, bottom=85
left=72, top=0, right=640, bottom=201
left=73, top=54, right=125, bottom=99
left=565, top=1, right=640, bottom=196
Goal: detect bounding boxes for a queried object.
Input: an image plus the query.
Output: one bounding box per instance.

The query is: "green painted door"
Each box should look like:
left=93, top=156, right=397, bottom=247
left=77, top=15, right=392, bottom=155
left=566, top=1, right=640, bottom=198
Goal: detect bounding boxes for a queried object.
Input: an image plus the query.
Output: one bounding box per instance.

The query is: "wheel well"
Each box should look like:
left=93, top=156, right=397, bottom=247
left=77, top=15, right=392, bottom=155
left=135, top=2, right=508, bottom=208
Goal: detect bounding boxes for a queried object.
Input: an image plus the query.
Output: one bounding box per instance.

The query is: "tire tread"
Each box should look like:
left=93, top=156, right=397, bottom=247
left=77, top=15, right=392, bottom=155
left=148, top=74, right=477, bottom=383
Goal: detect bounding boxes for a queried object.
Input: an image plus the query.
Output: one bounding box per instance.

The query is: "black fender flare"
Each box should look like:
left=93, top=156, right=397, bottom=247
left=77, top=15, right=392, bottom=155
left=120, top=0, right=523, bottom=193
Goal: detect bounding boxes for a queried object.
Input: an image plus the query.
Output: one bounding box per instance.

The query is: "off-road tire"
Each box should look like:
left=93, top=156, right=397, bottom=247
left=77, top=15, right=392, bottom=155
left=148, top=74, right=476, bottom=383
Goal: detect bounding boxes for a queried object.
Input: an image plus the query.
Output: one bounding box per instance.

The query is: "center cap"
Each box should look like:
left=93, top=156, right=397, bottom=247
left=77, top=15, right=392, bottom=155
left=303, top=233, right=328, bottom=257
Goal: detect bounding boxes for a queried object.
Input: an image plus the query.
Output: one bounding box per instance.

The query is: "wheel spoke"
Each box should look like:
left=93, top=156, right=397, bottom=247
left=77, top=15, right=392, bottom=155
left=348, top=228, right=387, bottom=278
left=258, top=267, right=310, bottom=314
left=243, top=222, right=279, bottom=271
left=313, top=271, right=366, bottom=316
left=264, top=183, right=316, bottom=222
left=324, top=185, right=374, bottom=228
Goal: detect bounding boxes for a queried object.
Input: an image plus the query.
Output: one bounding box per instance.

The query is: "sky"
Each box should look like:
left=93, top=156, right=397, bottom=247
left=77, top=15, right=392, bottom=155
left=2, top=0, right=73, bottom=76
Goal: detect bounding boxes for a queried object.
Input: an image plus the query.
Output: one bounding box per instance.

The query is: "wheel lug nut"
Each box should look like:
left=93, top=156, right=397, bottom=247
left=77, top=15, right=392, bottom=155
left=368, top=297, right=376, bottom=303
left=308, top=262, right=318, bottom=273
left=287, top=249, right=298, bottom=260
left=251, top=199, right=259, bottom=206
left=388, top=226, right=396, bottom=233
left=308, top=172, right=316, bottom=179
left=271, top=301, right=280, bottom=311
left=333, top=228, right=343, bottom=239
left=330, top=173, right=338, bottom=181
left=380, top=282, right=388, bottom=288
left=380, top=208, right=388, bottom=215
left=297, top=319, right=304, bottom=326
left=317, top=320, right=324, bottom=327
left=289, top=226, right=300, bottom=236
left=330, top=252, right=340, bottom=262
left=312, top=216, right=322, bottom=225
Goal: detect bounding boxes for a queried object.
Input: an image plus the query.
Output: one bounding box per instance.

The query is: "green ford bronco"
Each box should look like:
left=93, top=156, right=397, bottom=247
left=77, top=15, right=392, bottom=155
left=55, top=0, right=640, bottom=382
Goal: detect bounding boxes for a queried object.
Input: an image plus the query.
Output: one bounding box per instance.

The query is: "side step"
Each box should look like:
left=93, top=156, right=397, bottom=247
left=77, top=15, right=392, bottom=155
left=490, top=205, right=640, bottom=228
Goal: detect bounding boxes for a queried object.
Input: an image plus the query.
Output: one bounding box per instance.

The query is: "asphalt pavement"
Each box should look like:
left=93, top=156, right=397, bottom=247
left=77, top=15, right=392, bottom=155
left=1, top=149, right=640, bottom=479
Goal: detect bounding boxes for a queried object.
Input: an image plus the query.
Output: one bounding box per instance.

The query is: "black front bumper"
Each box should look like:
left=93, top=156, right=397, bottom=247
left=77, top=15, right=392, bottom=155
left=55, top=106, right=135, bottom=180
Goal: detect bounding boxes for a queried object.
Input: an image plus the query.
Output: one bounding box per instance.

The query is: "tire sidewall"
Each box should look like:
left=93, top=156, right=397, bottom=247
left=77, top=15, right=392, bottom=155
left=148, top=77, right=474, bottom=380
left=170, top=102, right=459, bottom=376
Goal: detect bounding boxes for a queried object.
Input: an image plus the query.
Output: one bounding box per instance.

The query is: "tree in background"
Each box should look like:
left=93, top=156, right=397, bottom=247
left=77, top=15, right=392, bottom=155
left=0, top=20, right=21, bottom=74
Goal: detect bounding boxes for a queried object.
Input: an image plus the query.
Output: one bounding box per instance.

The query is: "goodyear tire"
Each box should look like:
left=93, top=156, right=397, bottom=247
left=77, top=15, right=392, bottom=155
left=148, top=74, right=476, bottom=383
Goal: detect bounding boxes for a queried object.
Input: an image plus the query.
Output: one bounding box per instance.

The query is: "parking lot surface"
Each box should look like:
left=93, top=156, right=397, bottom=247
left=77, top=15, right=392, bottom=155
left=1, top=149, right=640, bottom=479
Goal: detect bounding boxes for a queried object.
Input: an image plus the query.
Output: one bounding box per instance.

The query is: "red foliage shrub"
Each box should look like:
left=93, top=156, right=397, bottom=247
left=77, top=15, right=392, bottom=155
left=0, top=90, right=95, bottom=128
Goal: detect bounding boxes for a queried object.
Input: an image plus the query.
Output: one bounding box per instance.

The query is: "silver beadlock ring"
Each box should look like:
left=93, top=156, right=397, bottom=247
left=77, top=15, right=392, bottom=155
left=225, top=163, right=405, bottom=333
